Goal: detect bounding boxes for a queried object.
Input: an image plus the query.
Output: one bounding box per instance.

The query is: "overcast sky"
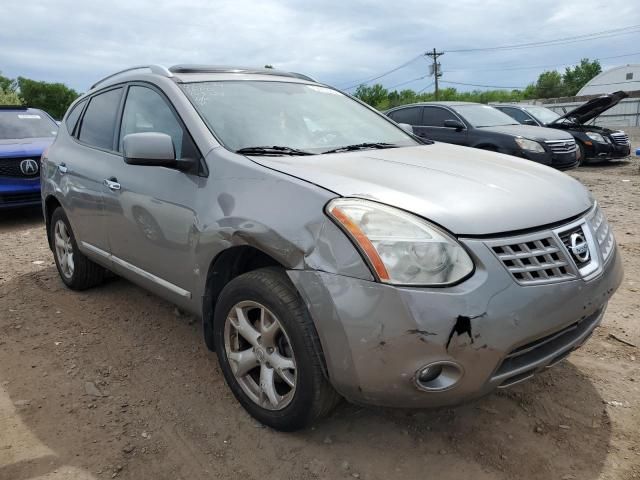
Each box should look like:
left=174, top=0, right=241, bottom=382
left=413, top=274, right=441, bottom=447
left=1, top=0, right=639, bottom=94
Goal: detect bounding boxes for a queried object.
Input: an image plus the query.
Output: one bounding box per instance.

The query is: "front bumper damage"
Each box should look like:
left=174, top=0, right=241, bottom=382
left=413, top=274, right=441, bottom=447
left=288, top=230, right=623, bottom=408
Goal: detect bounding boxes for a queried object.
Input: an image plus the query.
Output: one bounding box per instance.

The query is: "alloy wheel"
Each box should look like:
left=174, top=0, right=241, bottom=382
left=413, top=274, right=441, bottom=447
left=54, top=220, right=75, bottom=279
left=224, top=300, right=297, bottom=410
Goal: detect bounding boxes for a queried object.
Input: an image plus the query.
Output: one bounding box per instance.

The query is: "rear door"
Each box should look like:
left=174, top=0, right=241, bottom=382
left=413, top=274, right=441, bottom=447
left=102, top=83, right=203, bottom=304
left=417, top=106, right=468, bottom=146
left=63, top=87, right=124, bottom=256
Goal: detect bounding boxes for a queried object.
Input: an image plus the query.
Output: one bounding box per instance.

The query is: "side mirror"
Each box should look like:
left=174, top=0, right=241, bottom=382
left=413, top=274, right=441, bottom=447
left=123, top=132, right=195, bottom=171
left=398, top=123, right=414, bottom=134
left=523, top=118, right=537, bottom=126
left=444, top=119, right=465, bottom=131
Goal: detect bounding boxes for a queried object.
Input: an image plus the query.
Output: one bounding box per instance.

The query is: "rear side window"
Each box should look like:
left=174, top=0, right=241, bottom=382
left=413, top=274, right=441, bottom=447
left=422, top=107, right=459, bottom=127
left=389, top=107, right=422, bottom=126
left=65, top=99, right=86, bottom=135
left=78, top=88, right=123, bottom=150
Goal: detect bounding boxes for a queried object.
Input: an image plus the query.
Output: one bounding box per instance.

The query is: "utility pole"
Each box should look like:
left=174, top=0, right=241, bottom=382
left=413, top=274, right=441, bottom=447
left=425, top=48, right=444, bottom=100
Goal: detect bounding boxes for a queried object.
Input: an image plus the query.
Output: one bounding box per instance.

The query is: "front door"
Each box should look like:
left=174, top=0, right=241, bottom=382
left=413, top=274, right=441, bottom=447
left=415, top=106, right=468, bottom=146
left=102, top=84, right=204, bottom=305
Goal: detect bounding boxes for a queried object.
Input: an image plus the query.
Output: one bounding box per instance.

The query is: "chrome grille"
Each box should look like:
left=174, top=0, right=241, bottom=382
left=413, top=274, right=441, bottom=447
left=487, top=234, right=575, bottom=285
left=609, top=131, right=629, bottom=145
left=544, top=139, right=577, bottom=154
left=589, top=206, right=615, bottom=262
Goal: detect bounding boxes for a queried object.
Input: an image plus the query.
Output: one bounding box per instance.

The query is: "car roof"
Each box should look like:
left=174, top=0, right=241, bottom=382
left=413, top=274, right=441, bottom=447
left=88, top=64, right=318, bottom=92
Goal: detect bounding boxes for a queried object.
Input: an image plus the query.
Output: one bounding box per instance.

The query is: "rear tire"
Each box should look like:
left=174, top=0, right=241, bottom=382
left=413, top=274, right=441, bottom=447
left=50, top=207, right=107, bottom=290
left=213, top=267, right=340, bottom=431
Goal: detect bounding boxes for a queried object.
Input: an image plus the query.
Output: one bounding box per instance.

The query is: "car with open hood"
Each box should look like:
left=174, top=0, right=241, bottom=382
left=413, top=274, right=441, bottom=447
left=41, top=65, right=623, bottom=431
left=493, top=91, right=631, bottom=164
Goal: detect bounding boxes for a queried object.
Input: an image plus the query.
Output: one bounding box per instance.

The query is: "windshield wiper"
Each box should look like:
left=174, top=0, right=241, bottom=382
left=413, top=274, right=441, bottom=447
left=322, top=142, right=399, bottom=154
left=235, top=146, right=316, bottom=156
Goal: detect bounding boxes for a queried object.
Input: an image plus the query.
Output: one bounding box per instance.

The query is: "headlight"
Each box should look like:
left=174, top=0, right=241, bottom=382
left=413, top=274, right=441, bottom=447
left=326, top=198, right=474, bottom=285
left=586, top=132, right=605, bottom=143
left=514, top=137, right=545, bottom=153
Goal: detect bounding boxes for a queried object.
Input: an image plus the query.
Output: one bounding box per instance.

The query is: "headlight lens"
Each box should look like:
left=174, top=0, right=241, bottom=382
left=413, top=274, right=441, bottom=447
left=514, top=137, right=545, bottom=153
left=327, top=198, right=474, bottom=285
left=586, top=132, right=605, bottom=143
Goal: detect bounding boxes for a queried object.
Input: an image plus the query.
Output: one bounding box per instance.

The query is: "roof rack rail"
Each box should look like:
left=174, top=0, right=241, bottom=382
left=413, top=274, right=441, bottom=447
left=90, top=65, right=173, bottom=90
left=168, top=65, right=315, bottom=82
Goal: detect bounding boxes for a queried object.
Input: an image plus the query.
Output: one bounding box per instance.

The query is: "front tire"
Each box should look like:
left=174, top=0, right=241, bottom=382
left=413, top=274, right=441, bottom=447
left=50, top=207, right=107, bottom=290
left=576, top=142, right=586, bottom=167
left=213, top=268, right=340, bottom=431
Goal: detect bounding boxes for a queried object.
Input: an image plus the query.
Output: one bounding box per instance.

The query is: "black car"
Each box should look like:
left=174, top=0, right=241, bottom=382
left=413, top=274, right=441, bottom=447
left=493, top=91, right=631, bottom=164
left=386, top=102, right=578, bottom=169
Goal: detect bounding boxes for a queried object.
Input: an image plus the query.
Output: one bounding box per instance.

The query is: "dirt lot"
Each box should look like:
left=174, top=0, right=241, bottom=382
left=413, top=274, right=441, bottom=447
left=1, top=158, right=639, bottom=480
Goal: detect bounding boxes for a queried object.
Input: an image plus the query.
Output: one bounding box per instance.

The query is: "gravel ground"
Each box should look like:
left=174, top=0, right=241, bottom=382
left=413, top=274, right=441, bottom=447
left=1, top=157, right=639, bottom=480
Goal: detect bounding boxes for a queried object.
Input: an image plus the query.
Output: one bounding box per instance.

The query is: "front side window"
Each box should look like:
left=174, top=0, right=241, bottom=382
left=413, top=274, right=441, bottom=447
left=422, top=107, right=459, bottom=127
left=78, top=88, right=123, bottom=150
left=0, top=110, right=58, bottom=140
left=120, top=86, right=197, bottom=159
left=181, top=81, right=417, bottom=153
left=450, top=105, right=519, bottom=128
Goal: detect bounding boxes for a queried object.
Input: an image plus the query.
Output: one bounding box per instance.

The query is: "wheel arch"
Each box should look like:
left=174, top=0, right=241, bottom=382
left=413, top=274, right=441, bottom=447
left=202, top=245, right=284, bottom=351
left=44, top=195, right=62, bottom=250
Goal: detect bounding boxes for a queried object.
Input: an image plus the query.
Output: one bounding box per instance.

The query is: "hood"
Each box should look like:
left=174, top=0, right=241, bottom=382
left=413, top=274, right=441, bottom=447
left=0, top=137, right=54, bottom=158
left=551, top=91, right=628, bottom=125
left=251, top=144, right=593, bottom=236
left=479, top=124, right=573, bottom=141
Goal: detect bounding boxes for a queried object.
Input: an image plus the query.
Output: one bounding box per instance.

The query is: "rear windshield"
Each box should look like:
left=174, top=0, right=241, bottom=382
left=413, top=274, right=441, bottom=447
left=0, top=110, right=58, bottom=140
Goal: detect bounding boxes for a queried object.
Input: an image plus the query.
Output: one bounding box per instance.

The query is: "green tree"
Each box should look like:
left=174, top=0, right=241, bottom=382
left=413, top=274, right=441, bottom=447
left=563, top=58, right=601, bottom=96
left=0, top=88, right=23, bottom=105
left=535, top=71, right=565, bottom=98
left=353, top=84, right=390, bottom=109
left=16, top=77, right=79, bottom=119
left=0, top=72, right=17, bottom=93
left=264, top=64, right=274, bottom=69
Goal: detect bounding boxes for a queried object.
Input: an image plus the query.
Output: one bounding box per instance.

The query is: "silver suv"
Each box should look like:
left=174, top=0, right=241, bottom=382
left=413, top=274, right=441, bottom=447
left=42, top=65, right=623, bottom=431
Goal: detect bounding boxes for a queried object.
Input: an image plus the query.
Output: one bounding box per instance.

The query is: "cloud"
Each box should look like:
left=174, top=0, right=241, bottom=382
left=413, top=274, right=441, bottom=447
left=1, top=0, right=639, bottom=92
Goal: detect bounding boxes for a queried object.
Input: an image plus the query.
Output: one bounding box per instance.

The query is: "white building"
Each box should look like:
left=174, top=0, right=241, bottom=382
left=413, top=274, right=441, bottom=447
left=577, top=64, right=640, bottom=96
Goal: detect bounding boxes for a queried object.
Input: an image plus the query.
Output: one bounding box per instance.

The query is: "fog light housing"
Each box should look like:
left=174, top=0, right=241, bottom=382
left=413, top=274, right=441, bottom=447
left=415, top=361, right=463, bottom=392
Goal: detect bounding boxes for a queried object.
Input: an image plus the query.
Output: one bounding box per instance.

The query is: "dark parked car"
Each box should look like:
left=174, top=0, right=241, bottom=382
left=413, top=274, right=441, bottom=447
left=1, top=106, right=58, bottom=208
left=493, top=91, right=631, bottom=165
left=385, top=102, right=578, bottom=169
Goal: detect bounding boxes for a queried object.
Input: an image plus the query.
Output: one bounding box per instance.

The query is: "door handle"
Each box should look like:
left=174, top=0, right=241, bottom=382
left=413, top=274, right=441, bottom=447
left=103, top=178, right=121, bottom=191
left=58, top=163, right=68, bottom=174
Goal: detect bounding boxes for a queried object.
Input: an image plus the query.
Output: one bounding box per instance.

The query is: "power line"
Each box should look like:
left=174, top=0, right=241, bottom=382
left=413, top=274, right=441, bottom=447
left=440, top=80, right=526, bottom=90
left=387, top=74, right=430, bottom=89
left=417, top=82, right=435, bottom=94
left=340, top=54, right=426, bottom=90
left=446, top=51, right=640, bottom=73
left=446, top=24, right=640, bottom=53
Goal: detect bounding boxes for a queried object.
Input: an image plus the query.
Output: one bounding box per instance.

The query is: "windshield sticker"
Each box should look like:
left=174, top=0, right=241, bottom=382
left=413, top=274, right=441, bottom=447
left=18, top=114, right=42, bottom=119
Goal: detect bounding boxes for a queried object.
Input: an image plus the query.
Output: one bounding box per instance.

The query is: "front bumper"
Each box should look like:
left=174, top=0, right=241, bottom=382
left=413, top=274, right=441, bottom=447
left=518, top=150, right=578, bottom=169
left=289, top=240, right=623, bottom=408
left=584, top=141, right=629, bottom=160
left=0, top=177, right=41, bottom=208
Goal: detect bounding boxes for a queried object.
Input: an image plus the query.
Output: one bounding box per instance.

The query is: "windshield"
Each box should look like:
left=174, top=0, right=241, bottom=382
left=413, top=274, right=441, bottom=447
left=451, top=104, right=519, bottom=128
left=522, top=106, right=561, bottom=124
left=181, top=81, right=417, bottom=153
left=0, top=110, right=58, bottom=140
